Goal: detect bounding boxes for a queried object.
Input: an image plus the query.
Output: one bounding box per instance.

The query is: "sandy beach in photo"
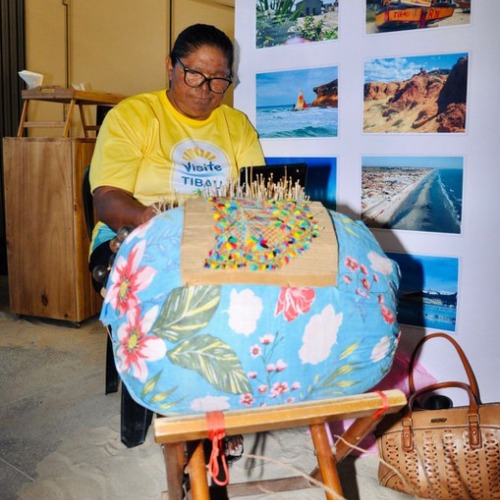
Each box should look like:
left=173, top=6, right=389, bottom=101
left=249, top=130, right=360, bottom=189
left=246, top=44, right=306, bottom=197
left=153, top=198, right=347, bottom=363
left=362, top=167, right=434, bottom=227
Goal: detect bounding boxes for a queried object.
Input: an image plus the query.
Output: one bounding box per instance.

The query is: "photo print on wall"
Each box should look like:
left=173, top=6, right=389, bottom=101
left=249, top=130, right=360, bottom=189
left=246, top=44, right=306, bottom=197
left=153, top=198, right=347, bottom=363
left=363, top=52, right=468, bottom=133
left=361, top=156, right=463, bottom=233
left=256, top=65, right=339, bottom=138
left=365, top=0, right=471, bottom=35
left=266, top=156, right=337, bottom=210
left=387, top=252, right=459, bottom=332
left=256, top=0, right=339, bottom=49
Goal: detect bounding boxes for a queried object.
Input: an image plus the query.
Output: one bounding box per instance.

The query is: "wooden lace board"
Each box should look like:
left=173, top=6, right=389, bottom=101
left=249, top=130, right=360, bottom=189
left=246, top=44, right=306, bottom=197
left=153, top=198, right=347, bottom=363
left=181, top=198, right=338, bottom=287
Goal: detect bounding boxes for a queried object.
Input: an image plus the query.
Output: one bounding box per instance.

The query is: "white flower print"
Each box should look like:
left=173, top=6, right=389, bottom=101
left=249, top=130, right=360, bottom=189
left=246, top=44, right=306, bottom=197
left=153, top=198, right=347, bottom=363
left=299, top=304, right=343, bottom=365
left=227, top=288, right=263, bottom=336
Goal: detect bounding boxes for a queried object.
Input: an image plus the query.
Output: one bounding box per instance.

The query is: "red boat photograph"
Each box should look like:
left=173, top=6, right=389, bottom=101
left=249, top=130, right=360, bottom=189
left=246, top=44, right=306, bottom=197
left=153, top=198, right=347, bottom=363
left=366, top=0, right=471, bottom=33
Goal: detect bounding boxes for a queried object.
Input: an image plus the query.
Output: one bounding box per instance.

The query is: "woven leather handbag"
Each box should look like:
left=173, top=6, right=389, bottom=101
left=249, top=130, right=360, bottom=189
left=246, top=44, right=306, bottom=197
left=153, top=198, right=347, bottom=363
left=377, top=333, right=500, bottom=499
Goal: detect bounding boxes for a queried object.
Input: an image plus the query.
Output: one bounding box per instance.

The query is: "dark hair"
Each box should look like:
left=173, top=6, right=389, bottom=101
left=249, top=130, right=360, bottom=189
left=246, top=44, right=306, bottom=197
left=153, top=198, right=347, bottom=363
left=171, top=24, right=234, bottom=75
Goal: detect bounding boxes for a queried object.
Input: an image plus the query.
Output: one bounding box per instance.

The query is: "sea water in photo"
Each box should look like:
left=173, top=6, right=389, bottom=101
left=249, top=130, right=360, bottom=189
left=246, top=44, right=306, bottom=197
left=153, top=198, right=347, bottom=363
left=390, top=168, right=463, bottom=233
left=397, top=294, right=457, bottom=332
left=388, top=252, right=458, bottom=333
left=257, top=105, right=338, bottom=139
left=438, top=168, right=463, bottom=224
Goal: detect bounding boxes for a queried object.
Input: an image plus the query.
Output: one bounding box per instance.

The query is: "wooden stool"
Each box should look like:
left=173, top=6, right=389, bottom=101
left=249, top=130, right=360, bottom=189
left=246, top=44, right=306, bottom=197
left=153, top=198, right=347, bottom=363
left=154, top=389, right=406, bottom=499
left=17, top=86, right=126, bottom=138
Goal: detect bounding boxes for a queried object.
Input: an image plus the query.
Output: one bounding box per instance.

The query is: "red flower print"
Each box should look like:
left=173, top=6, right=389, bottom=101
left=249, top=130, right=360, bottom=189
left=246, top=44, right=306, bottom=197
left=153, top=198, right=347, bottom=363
left=260, top=334, right=274, bottom=345
left=276, top=359, right=287, bottom=372
left=240, top=393, right=255, bottom=406
left=250, top=344, right=262, bottom=357
left=271, top=382, right=289, bottom=398
left=345, top=256, right=359, bottom=271
left=116, top=306, right=166, bottom=382
left=275, top=287, right=316, bottom=322
left=361, top=278, right=371, bottom=290
left=107, top=240, right=156, bottom=317
left=380, top=304, right=396, bottom=324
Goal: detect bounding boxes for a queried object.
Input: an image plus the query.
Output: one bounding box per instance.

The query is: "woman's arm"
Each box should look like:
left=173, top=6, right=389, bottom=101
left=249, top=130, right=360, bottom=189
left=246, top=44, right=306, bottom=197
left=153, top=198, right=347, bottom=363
left=93, top=186, right=156, bottom=232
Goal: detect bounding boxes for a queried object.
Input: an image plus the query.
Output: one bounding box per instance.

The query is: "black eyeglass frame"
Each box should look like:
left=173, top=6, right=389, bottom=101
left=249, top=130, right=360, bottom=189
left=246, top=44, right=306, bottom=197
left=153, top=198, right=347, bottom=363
left=175, top=57, right=233, bottom=94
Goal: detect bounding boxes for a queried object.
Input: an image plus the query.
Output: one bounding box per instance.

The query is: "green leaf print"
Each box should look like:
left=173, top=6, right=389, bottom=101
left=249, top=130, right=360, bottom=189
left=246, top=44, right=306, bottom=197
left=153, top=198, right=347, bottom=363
left=339, top=342, right=360, bottom=360
left=167, top=334, right=252, bottom=395
left=334, top=380, right=358, bottom=388
left=151, top=285, right=221, bottom=342
left=140, top=373, right=184, bottom=411
left=319, top=364, right=356, bottom=390
left=150, top=387, right=180, bottom=404
left=141, top=372, right=162, bottom=397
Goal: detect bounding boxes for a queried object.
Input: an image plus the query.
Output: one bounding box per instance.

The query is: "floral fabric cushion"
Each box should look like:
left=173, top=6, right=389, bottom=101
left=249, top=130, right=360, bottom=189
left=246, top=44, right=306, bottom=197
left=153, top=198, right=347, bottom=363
left=100, top=208, right=401, bottom=416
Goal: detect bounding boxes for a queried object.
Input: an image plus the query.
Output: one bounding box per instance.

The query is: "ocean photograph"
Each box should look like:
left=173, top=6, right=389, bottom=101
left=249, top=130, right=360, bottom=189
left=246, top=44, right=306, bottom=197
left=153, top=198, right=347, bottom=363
left=266, top=156, right=337, bottom=210
left=362, top=156, right=463, bottom=234
left=363, top=52, right=468, bottom=133
left=256, top=66, right=339, bottom=139
left=387, top=252, right=459, bottom=332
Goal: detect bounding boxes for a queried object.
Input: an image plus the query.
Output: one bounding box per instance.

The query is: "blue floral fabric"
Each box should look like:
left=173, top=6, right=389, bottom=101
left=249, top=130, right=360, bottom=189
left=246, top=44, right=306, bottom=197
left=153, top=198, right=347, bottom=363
left=100, top=208, right=401, bottom=416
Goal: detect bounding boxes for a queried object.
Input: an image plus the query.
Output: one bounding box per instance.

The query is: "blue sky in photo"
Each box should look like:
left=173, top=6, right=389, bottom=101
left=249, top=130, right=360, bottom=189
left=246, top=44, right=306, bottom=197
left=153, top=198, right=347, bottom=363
left=388, top=253, right=459, bottom=293
left=257, top=66, right=338, bottom=108
left=362, top=156, right=463, bottom=170
left=364, top=53, right=468, bottom=83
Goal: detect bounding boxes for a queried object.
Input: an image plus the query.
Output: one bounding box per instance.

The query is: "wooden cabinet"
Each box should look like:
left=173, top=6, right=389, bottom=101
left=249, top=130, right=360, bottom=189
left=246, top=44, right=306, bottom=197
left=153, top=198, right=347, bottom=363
left=3, top=137, right=102, bottom=322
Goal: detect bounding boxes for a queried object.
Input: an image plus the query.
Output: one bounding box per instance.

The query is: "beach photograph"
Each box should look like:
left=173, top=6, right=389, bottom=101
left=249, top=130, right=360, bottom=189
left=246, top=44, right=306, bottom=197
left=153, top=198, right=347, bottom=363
left=387, top=252, right=459, bottom=332
left=363, top=52, right=468, bottom=133
left=256, top=66, right=339, bottom=139
left=256, top=0, right=339, bottom=49
left=362, top=156, right=463, bottom=233
left=266, top=156, right=337, bottom=209
left=365, top=0, right=471, bottom=35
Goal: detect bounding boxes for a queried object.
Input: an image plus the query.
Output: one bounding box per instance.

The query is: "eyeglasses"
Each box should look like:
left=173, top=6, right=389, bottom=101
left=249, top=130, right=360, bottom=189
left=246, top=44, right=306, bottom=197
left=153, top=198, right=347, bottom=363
left=176, top=58, right=232, bottom=94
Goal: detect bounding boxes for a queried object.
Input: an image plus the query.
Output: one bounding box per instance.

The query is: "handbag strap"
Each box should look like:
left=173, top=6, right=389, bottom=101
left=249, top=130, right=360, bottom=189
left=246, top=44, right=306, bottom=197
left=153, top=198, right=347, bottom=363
left=407, top=381, right=478, bottom=412
left=403, top=381, right=482, bottom=452
left=408, top=332, right=480, bottom=400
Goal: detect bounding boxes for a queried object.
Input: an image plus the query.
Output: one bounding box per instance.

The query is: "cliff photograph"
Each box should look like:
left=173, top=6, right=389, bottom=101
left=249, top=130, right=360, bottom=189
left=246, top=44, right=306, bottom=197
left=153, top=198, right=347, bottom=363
left=363, top=52, right=468, bottom=133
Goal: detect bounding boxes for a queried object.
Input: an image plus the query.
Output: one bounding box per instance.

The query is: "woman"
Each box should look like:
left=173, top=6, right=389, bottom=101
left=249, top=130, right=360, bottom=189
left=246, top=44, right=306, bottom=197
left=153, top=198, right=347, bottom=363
left=88, top=24, right=263, bottom=451
left=89, top=23, right=265, bottom=284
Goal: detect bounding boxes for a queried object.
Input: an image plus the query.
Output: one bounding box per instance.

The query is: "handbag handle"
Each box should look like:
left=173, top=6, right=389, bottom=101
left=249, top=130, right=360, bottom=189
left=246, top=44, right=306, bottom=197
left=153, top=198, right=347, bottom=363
left=408, top=332, right=480, bottom=400
left=402, top=381, right=482, bottom=452
left=408, top=381, right=478, bottom=412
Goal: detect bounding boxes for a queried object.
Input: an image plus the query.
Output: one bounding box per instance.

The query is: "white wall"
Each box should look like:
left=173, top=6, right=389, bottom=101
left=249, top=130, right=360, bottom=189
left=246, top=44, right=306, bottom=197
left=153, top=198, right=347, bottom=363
left=235, top=0, right=500, bottom=403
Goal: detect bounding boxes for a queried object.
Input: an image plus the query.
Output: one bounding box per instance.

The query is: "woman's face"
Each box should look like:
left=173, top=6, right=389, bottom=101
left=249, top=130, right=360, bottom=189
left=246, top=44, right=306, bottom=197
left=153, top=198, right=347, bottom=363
left=167, top=45, right=231, bottom=120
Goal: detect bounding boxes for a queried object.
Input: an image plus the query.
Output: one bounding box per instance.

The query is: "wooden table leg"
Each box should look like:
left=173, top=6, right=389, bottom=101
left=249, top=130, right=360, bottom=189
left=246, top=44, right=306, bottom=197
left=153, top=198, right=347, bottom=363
left=310, top=414, right=383, bottom=483
left=187, top=440, right=210, bottom=500
left=163, top=443, right=185, bottom=499
left=310, top=423, right=342, bottom=500
left=63, top=98, right=76, bottom=137
left=16, top=101, right=29, bottom=137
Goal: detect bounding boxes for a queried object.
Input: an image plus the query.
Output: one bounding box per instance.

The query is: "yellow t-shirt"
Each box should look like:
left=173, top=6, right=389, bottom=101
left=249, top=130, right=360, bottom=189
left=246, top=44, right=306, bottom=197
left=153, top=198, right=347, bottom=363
left=89, top=90, right=265, bottom=249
